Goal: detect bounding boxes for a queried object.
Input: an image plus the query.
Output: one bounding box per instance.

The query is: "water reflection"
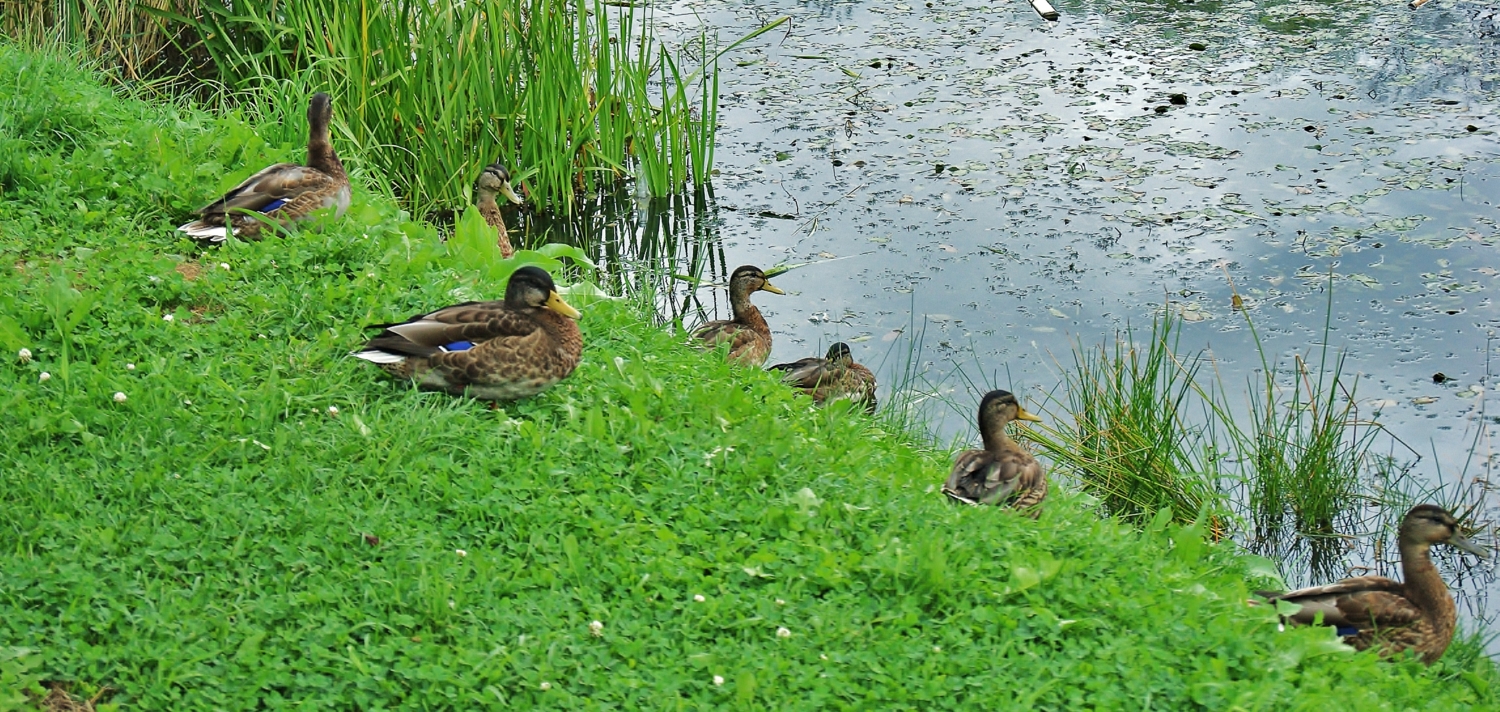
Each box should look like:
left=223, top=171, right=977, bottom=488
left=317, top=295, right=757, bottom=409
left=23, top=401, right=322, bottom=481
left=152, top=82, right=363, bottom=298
left=521, top=188, right=732, bottom=323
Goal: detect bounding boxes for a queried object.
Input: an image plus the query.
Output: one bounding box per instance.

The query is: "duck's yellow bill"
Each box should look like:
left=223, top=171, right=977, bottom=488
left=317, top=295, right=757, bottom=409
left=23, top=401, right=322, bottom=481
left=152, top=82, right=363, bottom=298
left=546, top=291, right=582, bottom=319
left=761, top=281, right=785, bottom=295
left=499, top=182, right=524, bottom=205
left=1015, top=406, right=1043, bottom=423
left=1451, top=533, right=1489, bottom=559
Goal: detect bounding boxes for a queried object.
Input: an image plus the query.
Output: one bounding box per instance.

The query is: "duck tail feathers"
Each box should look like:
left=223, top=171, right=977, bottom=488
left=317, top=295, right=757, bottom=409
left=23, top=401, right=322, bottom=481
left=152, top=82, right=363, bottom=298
left=351, top=349, right=408, bottom=365
left=178, top=220, right=231, bottom=243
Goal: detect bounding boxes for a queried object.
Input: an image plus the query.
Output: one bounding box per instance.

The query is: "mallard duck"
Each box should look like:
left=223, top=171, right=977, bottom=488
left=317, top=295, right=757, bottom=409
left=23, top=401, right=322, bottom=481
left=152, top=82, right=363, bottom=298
left=178, top=93, right=351, bottom=243
left=1255, top=504, right=1486, bottom=665
left=474, top=162, right=524, bottom=257
left=769, top=342, right=877, bottom=413
left=352, top=266, right=582, bottom=401
left=942, top=389, right=1046, bottom=516
left=692, top=265, right=783, bottom=366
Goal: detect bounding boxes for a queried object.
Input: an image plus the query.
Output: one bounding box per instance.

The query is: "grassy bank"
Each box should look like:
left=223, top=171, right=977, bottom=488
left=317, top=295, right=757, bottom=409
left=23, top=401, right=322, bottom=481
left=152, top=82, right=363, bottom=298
left=1, top=45, right=1498, bottom=709
left=4, top=0, right=783, bottom=215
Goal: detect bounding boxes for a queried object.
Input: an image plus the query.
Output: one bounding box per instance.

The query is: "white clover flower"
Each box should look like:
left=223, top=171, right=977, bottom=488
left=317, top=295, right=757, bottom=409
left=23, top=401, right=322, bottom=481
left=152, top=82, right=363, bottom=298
left=539, top=682, right=552, bottom=691
left=219, top=263, right=230, bottom=271
left=162, top=314, right=174, bottom=322
left=327, top=406, right=340, bottom=416
left=589, top=620, right=604, bottom=637
left=775, top=598, right=786, bottom=606
left=183, top=399, right=192, bottom=406
left=448, top=600, right=456, bottom=609
left=126, top=363, right=135, bottom=371
left=776, top=626, right=791, bottom=639
left=933, top=645, right=942, bottom=652
left=113, top=392, right=127, bottom=403
left=455, top=549, right=467, bottom=557
left=713, top=675, right=725, bottom=686
left=38, top=372, right=51, bottom=383
left=18, top=348, right=32, bottom=364
left=694, top=594, right=706, bottom=603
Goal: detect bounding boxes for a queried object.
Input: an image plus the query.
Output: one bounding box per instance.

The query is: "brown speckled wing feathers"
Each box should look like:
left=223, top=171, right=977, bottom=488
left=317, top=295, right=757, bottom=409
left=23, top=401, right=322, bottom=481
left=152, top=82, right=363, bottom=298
left=425, top=323, right=571, bottom=389
left=197, top=164, right=336, bottom=217
left=943, top=449, right=1046, bottom=514
left=694, top=319, right=770, bottom=366
left=1262, top=577, right=1416, bottom=629
left=772, top=358, right=877, bottom=412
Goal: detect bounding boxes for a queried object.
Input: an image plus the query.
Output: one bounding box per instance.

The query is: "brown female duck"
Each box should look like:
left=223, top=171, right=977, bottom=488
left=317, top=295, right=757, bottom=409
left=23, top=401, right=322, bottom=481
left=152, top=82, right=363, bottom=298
left=692, top=265, right=783, bottom=366
left=352, top=266, right=582, bottom=401
left=769, top=342, right=877, bottom=413
left=1256, top=504, right=1486, bottom=665
left=942, top=389, right=1046, bottom=516
left=179, top=93, right=351, bottom=242
left=474, top=162, right=524, bottom=257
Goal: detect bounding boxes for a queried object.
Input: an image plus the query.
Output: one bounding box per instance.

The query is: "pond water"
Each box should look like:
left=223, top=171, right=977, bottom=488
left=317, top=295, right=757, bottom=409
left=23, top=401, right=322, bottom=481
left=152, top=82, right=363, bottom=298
left=530, top=0, right=1500, bottom=642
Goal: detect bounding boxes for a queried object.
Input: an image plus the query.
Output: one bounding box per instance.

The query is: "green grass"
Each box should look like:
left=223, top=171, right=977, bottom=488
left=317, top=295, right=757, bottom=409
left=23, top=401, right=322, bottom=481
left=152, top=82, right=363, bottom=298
left=2, top=44, right=1500, bottom=710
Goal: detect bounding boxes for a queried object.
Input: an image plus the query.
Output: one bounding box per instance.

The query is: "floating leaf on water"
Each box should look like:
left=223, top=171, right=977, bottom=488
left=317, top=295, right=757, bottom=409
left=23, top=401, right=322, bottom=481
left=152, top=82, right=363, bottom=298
left=1047, top=307, right=1068, bottom=318
left=881, top=329, right=904, bottom=342
left=1411, top=396, right=1439, bottom=406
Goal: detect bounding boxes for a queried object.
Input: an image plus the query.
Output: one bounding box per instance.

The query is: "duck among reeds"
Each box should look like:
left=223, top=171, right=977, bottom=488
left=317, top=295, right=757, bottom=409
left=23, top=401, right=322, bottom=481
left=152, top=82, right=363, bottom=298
left=942, top=389, right=1046, bottom=516
left=692, top=265, right=783, bottom=366
left=352, top=266, right=582, bottom=401
left=178, top=93, right=351, bottom=243
left=1255, top=504, right=1486, bottom=665
left=474, top=162, right=524, bottom=257
left=769, top=342, right=877, bottom=413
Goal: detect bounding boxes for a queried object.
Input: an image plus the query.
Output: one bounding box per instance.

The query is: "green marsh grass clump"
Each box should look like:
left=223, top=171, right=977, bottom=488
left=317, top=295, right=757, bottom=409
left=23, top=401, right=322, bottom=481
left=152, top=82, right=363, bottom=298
left=2, top=45, right=1499, bottom=709
left=1023, top=312, right=1231, bottom=532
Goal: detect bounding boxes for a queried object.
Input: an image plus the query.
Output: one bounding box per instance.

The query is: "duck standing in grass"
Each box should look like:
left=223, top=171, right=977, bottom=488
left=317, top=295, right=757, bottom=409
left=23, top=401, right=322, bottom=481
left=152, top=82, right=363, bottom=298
left=1255, top=504, right=1486, bottom=665
left=474, top=162, right=524, bottom=257
left=178, top=93, right=351, bottom=242
left=692, top=265, right=783, bottom=366
left=769, top=342, right=877, bottom=413
left=352, top=266, right=582, bottom=401
left=942, top=389, right=1047, bottom=516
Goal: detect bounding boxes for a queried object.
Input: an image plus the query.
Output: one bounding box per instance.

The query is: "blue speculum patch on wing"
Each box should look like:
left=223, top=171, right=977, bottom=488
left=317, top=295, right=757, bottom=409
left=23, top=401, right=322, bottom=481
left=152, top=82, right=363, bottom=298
left=259, top=198, right=288, bottom=213
left=441, top=341, right=474, bottom=352
left=1336, top=626, right=1359, bottom=637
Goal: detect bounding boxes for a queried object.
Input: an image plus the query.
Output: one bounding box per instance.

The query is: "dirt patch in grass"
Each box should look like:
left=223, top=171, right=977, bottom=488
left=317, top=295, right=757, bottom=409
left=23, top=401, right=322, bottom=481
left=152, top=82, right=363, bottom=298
left=33, top=682, right=112, bottom=712
left=174, top=261, right=203, bottom=281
